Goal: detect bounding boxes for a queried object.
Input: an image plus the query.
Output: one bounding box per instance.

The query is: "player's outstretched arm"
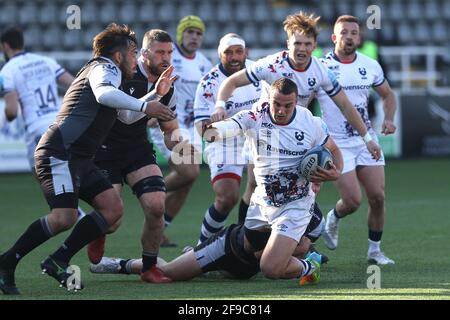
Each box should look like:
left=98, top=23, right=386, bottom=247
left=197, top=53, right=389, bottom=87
left=203, top=119, right=242, bottom=143
left=160, top=117, right=182, bottom=151
left=213, top=69, right=252, bottom=122
left=57, top=71, right=75, bottom=88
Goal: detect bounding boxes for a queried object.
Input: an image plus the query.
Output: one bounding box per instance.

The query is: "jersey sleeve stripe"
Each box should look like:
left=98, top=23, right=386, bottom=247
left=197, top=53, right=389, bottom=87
left=55, top=67, right=66, bottom=78
left=231, top=117, right=243, bottom=129
left=326, top=85, right=342, bottom=97
left=95, top=82, right=116, bottom=89
left=373, top=78, right=385, bottom=87
left=1, top=88, right=14, bottom=93
left=320, top=135, right=330, bottom=146
left=194, top=115, right=210, bottom=120
left=246, top=69, right=259, bottom=84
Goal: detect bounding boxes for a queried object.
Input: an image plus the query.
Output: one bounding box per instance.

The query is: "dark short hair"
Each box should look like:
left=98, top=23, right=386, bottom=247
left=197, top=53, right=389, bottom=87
left=92, top=23, right=137, bottom=58
left=334, top=15, right=360, bottom=27
left=142, top=29, right=172, bottom=49
left=0, top=26, right=24, bottom=50
left=270, top=77, right=298, bottom=97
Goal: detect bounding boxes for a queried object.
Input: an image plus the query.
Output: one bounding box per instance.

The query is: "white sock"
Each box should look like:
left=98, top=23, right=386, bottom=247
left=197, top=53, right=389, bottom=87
left=299, top=259, right=313, bottom=277
left=368, top=239, right=381, bottom=254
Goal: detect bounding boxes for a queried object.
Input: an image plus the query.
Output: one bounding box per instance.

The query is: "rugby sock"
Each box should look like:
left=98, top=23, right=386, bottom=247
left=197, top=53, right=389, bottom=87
left=119, top=259, right=132, bottom=274
left=142, top=252, right=158, bottom=272
left=333, top=208, right=341, bottom=219
left=368, top=230, right=383, bottom=253
left=51, top=211, right=108, bottom=264
left=238, top=199, right=249, bottom=224
left=77, top=207, right=86, bottom=221
left=164, top=213, right=173, bottom=228
left=299, top=259, right=313, bottom=277
left=199, top=205, right=227, bottom=243
left=0, top=217, right=52, bottom=270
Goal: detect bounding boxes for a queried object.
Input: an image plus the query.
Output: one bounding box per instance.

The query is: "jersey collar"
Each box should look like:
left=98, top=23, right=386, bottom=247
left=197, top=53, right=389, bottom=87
left=99, top=56, right=116, bottom=66
left=9, top=51, right=27, bottom=60
left=175, top=43, right=196, bottom=60
left=218, top=63, right=230, bottom=77
left=287, top=56, right=312, bottom=72
left=137, top=56, right=149, bottom=79
left=268, top=106, right=297, bottom=126
left=331, top=51, right=357, bottom=64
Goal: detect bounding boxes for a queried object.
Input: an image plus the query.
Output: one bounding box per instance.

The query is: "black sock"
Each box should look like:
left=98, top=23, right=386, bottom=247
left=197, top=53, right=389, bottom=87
left=51, top=211, right=108, bottom=264
left=369, top=230, right=383, bottom=242
left=142, top=252, right=157, bottom=272
left=238, top=199, right=249, bottom=224
left=119, top=259, right=131, bottom=274
left=164, top=213, right=173, bottom=228
left=333, top=208, right=341, bottom=219
left=0, top=217, right=52, bottom=270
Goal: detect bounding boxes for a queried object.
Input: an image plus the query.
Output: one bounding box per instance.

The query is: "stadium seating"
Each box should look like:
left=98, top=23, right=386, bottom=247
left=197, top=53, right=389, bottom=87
left=0, top=0, right=449, bottom=76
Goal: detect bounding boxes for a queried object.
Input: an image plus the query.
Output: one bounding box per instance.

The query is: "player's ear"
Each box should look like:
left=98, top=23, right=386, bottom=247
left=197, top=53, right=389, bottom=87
left=331, top=34, right=337, bottom=44
left=141, top=48, right=148, bottom=59
left=112, top=50, right=123, bottom=65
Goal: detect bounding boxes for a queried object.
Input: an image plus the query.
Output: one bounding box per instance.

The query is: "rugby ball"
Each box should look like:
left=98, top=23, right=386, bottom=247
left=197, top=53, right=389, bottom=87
left=300, top=145, right=333, bottom=181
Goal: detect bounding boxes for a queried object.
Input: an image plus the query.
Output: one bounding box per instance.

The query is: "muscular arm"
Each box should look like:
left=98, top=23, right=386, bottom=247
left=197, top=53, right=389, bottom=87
left=57, top=71, right=75, bottom=89
left=159, top=118, right=180, bottom=151
left=3, top=91, right=19, bottom=121
left=324, top=137, right=343, bottom=174
left=216, top=69, right=252, bottom=104
left=310, top=137, right=343, bottom=183
left=203, top=118, right=243, bottom=142
left=195, top=119, right=211, bottom=137
left=374, top=81, right=396, bottom=135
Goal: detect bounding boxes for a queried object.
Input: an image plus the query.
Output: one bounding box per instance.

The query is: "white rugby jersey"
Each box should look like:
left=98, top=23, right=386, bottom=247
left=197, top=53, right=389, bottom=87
left=245, top=51, right=341, bottom=106
left=194, top=61, right=262, bottom=122
left=194, top=61, right=263, bottom=165
left=317, top=51, right=385, bottom=141
left=172, top=44, right=212, bottom=129
left=231, top=103, right=329, bottom=207
left=0, top=52, right=65, bottom=133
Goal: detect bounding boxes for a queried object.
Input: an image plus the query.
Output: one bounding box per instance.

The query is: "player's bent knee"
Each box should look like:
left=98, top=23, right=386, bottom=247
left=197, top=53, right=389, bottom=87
left=215, top=194, right=239, bottom=214
left=132, top=175, right=166, bottom=199
left=107, top=218, right=122, bottom=233
left=180, top=164, right=200, bottom=182
left=49, top=209, right=78, bottom=232
left=99, top=200, right=124, bottom=226
left=260, top=263, right=282, bottom=280
left=343, top=196, right=362, bottom=213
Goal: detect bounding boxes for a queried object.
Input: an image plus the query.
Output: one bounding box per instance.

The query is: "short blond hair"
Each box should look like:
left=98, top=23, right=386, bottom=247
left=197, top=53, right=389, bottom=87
left=283, top=11, right=320, bottom=40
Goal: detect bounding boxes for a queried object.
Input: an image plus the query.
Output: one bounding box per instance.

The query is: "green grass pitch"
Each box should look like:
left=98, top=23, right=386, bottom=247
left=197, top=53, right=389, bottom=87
left=1, top=159, right=449, bottom=300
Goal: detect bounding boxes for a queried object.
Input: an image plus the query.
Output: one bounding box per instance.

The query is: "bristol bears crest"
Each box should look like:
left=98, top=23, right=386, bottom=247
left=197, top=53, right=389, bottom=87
left=308, top=77, right=316, bottom=87
left=359, top=67, right=367, bottom=79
